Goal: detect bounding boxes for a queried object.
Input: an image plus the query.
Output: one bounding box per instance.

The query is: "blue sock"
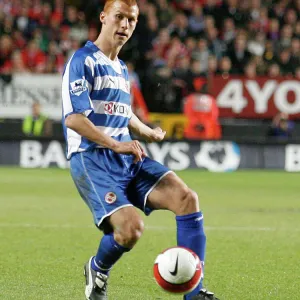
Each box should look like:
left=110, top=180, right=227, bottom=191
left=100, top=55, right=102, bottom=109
left=176, top=212, right=206, bottom=300
left=91, top=233, right=130, bottom=275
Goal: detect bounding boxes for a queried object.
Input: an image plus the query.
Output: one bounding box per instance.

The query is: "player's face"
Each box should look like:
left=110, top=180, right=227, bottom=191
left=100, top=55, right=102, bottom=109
left=101, top=1, right=138, bottom=47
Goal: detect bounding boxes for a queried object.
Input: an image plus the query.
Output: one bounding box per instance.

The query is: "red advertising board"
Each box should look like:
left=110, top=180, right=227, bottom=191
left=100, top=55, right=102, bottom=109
left=209, top=76, right=300, bottom=119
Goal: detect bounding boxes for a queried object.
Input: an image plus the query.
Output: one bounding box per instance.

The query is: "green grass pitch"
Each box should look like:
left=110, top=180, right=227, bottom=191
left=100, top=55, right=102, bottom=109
left=0, top=168, right=299, bottom=300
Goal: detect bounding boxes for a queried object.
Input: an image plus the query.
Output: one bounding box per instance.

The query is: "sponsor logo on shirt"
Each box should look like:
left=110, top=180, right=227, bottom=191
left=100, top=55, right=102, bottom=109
left=104, top=102, right=130, bottom=117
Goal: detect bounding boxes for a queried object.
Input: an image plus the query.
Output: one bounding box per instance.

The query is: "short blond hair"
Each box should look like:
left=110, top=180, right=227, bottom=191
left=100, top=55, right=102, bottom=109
left=104, top=0, right=139, bottom=13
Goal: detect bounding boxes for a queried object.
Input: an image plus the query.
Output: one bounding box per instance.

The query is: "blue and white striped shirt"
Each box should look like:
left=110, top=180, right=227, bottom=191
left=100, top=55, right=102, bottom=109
left=62, top=41, right=132, bottom=159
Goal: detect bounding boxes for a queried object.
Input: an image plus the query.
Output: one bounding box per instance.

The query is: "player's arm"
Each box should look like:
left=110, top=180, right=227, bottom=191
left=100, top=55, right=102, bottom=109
left=129, top=113, right=166, bottom=142
left=65, top=113, right=118, bottom=150
left=65, top=114, right=145, bottom=163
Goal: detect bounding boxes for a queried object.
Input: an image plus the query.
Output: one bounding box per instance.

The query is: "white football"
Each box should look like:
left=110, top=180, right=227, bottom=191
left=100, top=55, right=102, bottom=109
left=153, top=246, right=202, bottom=294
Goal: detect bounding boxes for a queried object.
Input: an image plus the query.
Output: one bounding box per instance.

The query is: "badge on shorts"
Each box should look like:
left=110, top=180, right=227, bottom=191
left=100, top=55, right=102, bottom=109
left=105, top=192, right=117, bottom=204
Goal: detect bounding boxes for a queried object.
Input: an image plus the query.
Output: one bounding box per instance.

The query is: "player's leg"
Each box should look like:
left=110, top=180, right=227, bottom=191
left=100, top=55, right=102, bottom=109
left=92, top=206, right=144, bottom=274
left=127, top=158, right=218, bottom=300
left=83, top=206, right=144, bottom=300
left=147, top=172, right=210, bottom=300
left=70, top=149, right=144, bottom=300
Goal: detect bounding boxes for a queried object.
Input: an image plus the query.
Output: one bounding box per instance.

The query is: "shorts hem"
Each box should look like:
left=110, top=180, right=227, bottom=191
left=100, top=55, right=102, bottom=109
left=97, top=204, right=133, bottom=227
left=143, top=170, right=174, bottom=214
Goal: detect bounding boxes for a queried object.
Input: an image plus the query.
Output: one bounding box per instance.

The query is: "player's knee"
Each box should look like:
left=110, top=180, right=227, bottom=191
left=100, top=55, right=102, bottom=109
left=116, top=218, right=144, bottom=248
left=176, top=187, right=199, bottom=215
left=123, top=218, right=144, bottom=247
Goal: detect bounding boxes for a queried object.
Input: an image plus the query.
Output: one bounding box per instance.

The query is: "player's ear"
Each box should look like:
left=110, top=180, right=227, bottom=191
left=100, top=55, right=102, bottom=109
left=100, top=11, right=106, bottom=24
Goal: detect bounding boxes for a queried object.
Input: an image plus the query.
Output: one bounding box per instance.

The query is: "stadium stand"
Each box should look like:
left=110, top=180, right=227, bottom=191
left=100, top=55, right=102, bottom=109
left=0, top=0, right=299, bottom=141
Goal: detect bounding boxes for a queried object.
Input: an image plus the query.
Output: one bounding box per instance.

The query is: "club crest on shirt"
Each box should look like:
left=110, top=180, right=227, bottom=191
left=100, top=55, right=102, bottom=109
left=105, top=192, right=117, bottom=204
left=125, top=81, right=130, bottom=93
left=70, top=78, right=88, bottom=96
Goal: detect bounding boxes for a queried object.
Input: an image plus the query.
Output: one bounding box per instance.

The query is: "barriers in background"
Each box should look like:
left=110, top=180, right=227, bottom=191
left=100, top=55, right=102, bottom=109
left=0, top=140, right=299, bottom=172
left=149, top=113, right=188, bottom=139
left=210, top=76, right=300, bottom=119
left=1, top=75, right=299, bottom=120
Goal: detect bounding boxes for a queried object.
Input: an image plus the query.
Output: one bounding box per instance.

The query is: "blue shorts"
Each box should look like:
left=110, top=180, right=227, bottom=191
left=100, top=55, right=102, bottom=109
left=70, top=148, right=171, bottom=228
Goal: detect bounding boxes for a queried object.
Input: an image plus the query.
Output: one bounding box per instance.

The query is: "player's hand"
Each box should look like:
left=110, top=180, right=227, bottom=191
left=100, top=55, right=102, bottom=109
left=146, top=127, right=166, bottom=143
left=113, top=140, right=147, bottom=163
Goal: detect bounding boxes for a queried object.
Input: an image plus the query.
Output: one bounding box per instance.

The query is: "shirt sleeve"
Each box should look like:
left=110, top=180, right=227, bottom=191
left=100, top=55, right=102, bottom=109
left=62, top=54, right=95, bottom=118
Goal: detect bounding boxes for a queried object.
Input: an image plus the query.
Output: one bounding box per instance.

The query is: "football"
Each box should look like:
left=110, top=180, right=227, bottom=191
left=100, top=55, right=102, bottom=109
left=153, top=246, right=202, bottom=294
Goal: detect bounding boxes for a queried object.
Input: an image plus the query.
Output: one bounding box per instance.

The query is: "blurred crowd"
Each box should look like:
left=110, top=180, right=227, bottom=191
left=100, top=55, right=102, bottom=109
left=0, top=0, right=299, bottom=111
left=0, top=0, right=88, bottom=74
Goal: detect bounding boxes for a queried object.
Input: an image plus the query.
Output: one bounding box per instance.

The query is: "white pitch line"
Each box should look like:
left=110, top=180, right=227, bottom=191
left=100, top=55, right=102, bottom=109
left=148, top=225, right=300, bottom=232
left=0, top=223, right=299, bottom=232
left=0, top=223, right=94, bottom=229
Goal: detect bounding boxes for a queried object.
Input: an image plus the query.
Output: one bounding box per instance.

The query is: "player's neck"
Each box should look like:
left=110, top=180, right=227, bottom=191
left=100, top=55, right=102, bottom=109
left=93, top=35, right=120, bottom=61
